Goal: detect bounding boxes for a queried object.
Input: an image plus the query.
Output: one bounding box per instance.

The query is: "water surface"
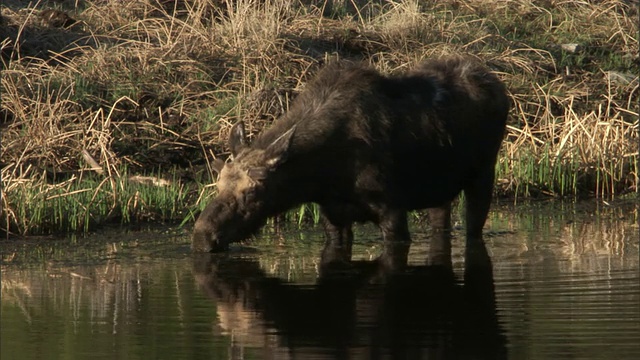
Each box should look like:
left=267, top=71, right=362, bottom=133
left=2, top=200, right=638, bottom=359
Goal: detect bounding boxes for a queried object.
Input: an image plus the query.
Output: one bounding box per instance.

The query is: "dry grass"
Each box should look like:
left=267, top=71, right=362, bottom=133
left=1, top=0, right=638, bottom=235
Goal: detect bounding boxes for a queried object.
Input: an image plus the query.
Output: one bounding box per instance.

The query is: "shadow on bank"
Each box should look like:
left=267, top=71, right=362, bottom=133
left=193, top=239, right=506, bottom=360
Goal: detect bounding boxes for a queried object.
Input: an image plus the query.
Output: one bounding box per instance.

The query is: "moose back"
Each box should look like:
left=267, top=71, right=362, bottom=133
left=192, top=56, right=509, bottom=267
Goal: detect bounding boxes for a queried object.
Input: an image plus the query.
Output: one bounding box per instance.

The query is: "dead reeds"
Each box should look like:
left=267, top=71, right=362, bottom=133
left=1, top=0, right=637, bottom=235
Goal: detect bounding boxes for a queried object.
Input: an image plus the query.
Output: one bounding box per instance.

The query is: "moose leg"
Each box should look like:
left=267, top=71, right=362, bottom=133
left=319, top=209, right=354, bottom=267
left=427, top=204, right=452, bottom=268
left=463, top=169, right=495, bottom=265
left=377, top=209, right=411, bottom=272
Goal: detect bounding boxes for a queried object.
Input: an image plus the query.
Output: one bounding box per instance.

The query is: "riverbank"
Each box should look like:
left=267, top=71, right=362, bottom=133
left=1, top=0, right=638, bottom=236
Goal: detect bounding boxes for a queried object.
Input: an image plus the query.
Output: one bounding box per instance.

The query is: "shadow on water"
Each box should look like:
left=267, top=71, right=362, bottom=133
left=193, top=237, right=507, bottom=360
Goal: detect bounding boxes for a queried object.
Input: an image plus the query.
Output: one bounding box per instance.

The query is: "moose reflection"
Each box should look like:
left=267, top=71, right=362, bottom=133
left=193, top=238, right=506, bottom=359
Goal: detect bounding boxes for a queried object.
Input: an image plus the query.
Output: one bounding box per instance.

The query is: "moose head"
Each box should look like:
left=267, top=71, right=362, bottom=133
left=192, top=121, right=296, bottom=252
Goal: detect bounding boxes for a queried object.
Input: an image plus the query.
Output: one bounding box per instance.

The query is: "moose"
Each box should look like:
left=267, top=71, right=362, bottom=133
left=192, top=55, right=509, bottom=268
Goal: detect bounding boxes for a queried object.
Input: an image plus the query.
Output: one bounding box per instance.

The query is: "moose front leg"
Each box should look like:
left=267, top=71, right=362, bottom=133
left=427, top=204, right=453, bottom=268
left=377, top=208, right=411, bottom=272
left=319, top=210, right=354, bottom=267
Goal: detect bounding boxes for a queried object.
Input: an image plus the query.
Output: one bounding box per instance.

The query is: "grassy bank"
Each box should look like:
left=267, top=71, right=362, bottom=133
left=1, top=0, right=638, bottom=236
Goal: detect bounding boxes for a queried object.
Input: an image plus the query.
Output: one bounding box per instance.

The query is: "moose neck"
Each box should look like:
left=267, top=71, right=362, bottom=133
left=265, top=147, right=355, bottom=217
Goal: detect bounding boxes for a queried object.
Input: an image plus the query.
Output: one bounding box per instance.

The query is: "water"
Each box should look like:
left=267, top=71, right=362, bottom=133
left=1, top=200, right=638, bottom=360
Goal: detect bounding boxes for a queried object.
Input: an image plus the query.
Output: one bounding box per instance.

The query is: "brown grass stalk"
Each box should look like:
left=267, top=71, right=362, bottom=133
left=1, top=0, right=637, bottom=234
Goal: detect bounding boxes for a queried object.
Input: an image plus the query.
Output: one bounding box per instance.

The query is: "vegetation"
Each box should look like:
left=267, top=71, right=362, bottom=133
left=1, top=0, right=638, bottom=236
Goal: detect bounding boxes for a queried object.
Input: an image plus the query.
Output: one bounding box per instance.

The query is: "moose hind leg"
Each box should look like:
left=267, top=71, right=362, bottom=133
left=463, top=168, right=495, bottom=251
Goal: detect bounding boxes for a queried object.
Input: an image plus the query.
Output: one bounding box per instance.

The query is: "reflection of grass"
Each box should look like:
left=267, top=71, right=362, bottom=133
left=1, top=0, right=637, bottom=235
left=1, top=256, right=219, bottom=359
left=488, top=200, right=639, bottom=259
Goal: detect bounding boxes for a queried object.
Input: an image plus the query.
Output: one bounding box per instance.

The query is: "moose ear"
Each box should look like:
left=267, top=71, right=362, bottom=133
left=264, top=125, right=295, bottom=168
left=211, top=158, right=226, bottom=177
left=228, top=121, right=248, bottom=157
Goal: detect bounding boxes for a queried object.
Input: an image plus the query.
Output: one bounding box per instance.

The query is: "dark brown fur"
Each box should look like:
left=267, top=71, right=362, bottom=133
left=192, top=56, right=509, bottom=268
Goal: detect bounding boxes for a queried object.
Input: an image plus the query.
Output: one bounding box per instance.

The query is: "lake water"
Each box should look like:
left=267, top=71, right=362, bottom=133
left=2, top=200, right=639, bottom=360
